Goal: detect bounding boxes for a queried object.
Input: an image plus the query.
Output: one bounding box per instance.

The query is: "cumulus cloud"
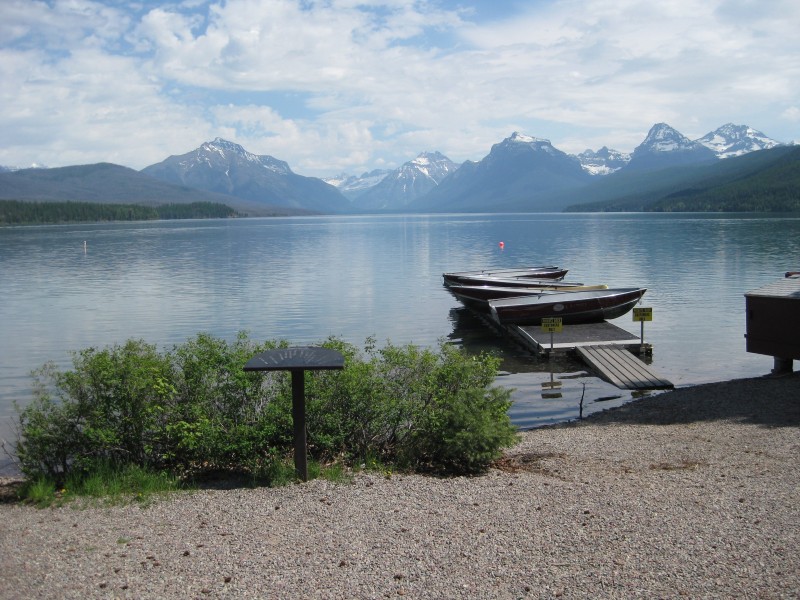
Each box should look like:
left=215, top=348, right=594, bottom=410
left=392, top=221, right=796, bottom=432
left=1, top=0, right=798, bottom=174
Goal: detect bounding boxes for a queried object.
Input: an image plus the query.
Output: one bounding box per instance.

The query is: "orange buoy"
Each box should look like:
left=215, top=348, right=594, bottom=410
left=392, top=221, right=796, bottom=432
left=499, top=241, right=505, bottom=249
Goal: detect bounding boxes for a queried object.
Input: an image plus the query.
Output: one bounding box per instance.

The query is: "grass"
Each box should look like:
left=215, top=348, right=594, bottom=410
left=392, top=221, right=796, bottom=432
left=20, top=462, right=187, bottom=508
left=17, top=457, right=362, bottom=507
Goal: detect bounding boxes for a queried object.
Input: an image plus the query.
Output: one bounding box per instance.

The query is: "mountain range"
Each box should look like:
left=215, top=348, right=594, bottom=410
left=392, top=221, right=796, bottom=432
left=0, top=123, right=792, bottom=214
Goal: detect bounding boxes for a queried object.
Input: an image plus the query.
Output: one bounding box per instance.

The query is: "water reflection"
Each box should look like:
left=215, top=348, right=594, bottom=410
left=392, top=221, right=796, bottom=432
left=2, top=213, right=795, bottom=434
left=540, top=367, right=562, bottom=400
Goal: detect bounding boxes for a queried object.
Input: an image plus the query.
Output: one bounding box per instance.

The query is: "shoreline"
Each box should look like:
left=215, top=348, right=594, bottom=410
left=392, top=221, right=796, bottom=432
left=1, top=372, right=798, bottom=598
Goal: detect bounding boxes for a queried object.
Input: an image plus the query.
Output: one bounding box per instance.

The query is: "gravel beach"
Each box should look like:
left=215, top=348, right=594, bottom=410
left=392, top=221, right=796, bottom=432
left=1, top=372, right=798, bottom=599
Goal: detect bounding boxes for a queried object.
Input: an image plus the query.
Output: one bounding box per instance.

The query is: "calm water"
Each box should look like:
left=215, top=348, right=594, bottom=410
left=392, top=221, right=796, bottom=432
left=1, top=213, right=798, bottom=470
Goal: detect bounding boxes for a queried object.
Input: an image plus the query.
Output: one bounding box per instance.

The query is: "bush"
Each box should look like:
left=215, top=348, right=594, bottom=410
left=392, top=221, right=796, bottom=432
left=306, top=338, right=516, bottom=474
left=16, top=340, right=175, bottom=478
left=15, top=333, right=517, bottom=484
left=166, top=332, right=293, bottom=472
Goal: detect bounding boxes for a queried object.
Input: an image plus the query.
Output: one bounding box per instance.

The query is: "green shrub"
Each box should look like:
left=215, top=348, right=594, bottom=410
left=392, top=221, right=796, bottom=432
left=166, top=332, right=293, bottom=473
left=306, top=338, right=516, bottom=474
left=16, top=340, right=175, bottom=480
left=15, top=333, right=517, bottom=484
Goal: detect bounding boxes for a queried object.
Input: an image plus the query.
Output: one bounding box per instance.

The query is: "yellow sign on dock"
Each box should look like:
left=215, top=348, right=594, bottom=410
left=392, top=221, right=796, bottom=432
left=541, top=317, right=563, bottom=332
left=633, top=307, right=653, bottom=322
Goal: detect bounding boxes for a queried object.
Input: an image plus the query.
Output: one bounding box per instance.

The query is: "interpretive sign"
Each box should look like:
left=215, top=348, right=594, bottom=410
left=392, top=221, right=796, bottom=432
left=244, top=347, right=344, bottom=481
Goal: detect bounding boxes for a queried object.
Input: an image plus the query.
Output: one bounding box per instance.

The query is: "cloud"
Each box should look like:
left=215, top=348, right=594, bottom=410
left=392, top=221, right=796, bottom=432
left=1, top=0, right=799, bottom=175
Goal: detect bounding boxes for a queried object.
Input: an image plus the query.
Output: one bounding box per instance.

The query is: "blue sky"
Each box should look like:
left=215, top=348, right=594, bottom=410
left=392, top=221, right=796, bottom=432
left=2, top=0, right=799, bottom=176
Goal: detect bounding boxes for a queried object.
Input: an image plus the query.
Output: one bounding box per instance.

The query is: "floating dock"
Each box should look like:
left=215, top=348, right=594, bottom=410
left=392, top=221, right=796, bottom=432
left=512, top=321, right=647, bottom=355
left=480, top=316, right=672, bottom=390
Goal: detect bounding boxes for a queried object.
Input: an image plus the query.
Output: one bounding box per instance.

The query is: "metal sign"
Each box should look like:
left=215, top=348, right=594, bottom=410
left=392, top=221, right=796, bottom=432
left=633, top=307, right=653, bottom=322
left=541, top=317, right=563, bottom=332
left=244, top=347, right=344, bottom=481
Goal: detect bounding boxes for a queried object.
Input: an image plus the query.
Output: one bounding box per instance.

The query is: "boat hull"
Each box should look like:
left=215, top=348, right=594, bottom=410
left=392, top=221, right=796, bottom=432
left=488, top=288, right=647, bottom=325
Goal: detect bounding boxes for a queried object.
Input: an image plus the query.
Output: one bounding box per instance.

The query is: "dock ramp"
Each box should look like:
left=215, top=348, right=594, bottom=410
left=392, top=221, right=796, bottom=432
left=575, top=345, right=673, bottom=390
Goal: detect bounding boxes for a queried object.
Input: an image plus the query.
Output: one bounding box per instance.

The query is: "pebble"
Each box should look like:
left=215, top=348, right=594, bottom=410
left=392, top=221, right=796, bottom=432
left=0, top=374, right=797, bottom=598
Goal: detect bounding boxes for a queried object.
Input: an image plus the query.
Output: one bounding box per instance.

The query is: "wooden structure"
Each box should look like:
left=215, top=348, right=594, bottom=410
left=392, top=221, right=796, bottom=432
left=575, top=345, right=673, bottom=390
left=511, top=321, right=647, bottom=355
left=745, top=274, right=800, bottom=373
left=485, top=318, right=672, bottom=390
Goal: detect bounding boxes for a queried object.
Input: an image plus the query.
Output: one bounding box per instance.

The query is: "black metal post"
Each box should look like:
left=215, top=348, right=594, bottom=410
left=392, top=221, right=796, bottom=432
left=291, top=369, right=307, bottom=481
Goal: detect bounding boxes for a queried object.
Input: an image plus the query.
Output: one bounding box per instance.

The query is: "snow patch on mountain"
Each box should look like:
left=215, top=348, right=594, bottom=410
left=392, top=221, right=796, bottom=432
left=575, top=147, right=631, bottom=175
left=348, top=151, right=459, bottom=210
left=503, top=132, right=558, bottom=156
left=508, top=132, right=548, bottom=144
left=0, top=163, right=48, bottom=172
left=180, top=138, right=292, bottom=175
left=696, top=123, right=782, bottom=158
left=641, top=123, right=698, bottom=152
left=324, top=169, right=390, bottom=196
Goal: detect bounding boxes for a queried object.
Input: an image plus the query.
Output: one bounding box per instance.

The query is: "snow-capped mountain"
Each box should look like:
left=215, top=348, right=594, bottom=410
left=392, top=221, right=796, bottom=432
left=145, top=137, right=292, bottom=178
left=324, top=169, right=390, bottom=199
left=575, top=147, right=631, bottom=175
left=696, top=123, right=782, bottom=159
left=350, top=151, right=459, bottom=210
left=413, top=132, right=591, bottom=212
left=625, top=123, right=717, bottom=171
left=483, top=132, right=565, bottom=165
left=142, top=138, right=347, bottom=212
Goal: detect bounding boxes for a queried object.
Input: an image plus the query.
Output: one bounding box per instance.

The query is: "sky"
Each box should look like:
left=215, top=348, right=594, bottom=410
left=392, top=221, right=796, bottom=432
left=2, top=0, right=799, bottom=177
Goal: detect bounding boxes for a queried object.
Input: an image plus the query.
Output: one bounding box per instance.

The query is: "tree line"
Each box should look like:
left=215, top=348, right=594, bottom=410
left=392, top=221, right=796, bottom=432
left=0, top=200, right=239, bottom=225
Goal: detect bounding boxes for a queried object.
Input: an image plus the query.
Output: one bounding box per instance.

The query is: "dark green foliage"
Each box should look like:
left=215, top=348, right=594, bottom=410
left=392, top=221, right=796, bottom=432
left=155, top=202, right=239, bottom=220
left=166, top=333, right=293, bottom=472
left=0, top=200, right=238, bottom=225
left=648, top=148, right=800, bottom=211
left=303, top=338, right=516, bottom=473
left=565, top=145, right=800, bottom=213
left=16, top=340, right=177, bottom=477
left=15, top=334, right=516, bottom=485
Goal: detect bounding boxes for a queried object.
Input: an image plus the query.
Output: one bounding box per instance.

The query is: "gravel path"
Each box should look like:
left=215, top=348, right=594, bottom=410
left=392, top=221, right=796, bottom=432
left=1, top=373, right=798, bottom=599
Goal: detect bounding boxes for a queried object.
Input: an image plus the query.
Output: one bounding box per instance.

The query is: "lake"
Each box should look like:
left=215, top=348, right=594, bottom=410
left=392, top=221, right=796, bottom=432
left=1, top=212, right=798, bottom=471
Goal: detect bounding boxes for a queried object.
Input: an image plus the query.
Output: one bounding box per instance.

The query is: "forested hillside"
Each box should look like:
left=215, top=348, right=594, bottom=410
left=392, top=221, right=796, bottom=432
left=648, top=146, right=800, bottom=211
left=0, top=200, right=238, bottom=225
left=564, top=145, right=800, bottom=212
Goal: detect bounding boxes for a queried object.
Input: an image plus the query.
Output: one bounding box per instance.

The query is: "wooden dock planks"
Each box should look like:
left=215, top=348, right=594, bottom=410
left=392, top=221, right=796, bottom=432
left=468, top=311, right=672, bottom=390
left=575, top=345, right=673, bottom=390
left=515, top=321, right=644, bottom=354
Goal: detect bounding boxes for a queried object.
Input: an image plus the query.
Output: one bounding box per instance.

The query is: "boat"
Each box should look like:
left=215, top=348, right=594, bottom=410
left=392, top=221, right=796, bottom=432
left=487, top=288, right=647, bottom=325
left=442, top=266, right=567, bottom=285
left=447, top=283, right=609, bottom=310
left=443, top=273, right=573, bottom=287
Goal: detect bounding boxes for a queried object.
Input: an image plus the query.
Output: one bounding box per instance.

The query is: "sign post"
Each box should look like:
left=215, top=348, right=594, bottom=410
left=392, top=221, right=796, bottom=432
left=540, top=317, right=563, bottom=354
left=632, top=307, right=653, bottom=345
left=244, top=347, right=344, bottom=481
